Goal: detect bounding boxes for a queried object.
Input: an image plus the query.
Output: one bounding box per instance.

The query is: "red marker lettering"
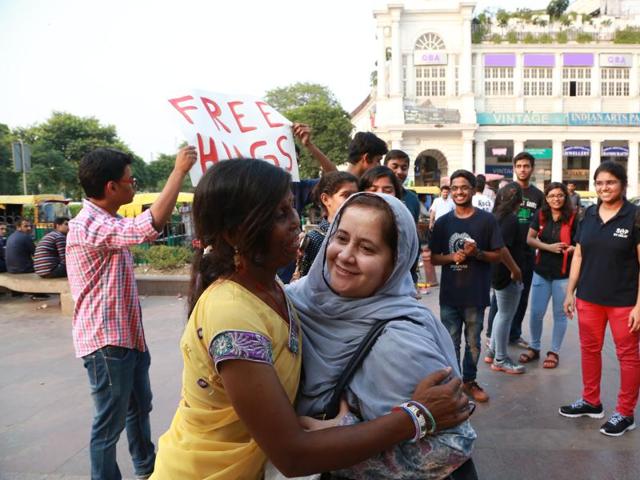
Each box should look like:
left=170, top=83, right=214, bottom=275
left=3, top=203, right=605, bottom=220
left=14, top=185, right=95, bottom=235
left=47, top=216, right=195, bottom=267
left=276, top=135, right=293, bottom=171
left=250, top=140, right=279, bottom=166
left=256, top=101, right=284, bottom=128
left=228, top=101, right=257, bottom=133
left=197, top=133, right=220, bottom=171
left=222, top=142, right=244, bottom=159
left=200, top=97, right=231, bottom=133
left=168, top=96, right=197, bottom=124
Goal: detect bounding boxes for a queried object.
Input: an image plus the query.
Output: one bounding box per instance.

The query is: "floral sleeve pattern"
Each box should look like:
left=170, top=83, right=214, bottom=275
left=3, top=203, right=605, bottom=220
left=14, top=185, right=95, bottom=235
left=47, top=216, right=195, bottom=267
left=209, top=330, right=273, bottom=372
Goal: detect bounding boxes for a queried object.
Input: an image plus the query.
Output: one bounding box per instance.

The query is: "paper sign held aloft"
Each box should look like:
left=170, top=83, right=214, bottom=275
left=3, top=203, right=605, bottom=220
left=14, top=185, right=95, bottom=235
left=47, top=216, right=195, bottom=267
left=168, top=90, right=299, bottom=185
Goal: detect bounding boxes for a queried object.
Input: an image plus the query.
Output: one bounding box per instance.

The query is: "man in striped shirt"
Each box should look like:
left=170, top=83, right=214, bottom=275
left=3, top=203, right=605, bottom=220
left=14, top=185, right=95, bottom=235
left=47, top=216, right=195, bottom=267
left=67, top=146, right=196, bottom=480
left=34, top=216, right=69, bottom=278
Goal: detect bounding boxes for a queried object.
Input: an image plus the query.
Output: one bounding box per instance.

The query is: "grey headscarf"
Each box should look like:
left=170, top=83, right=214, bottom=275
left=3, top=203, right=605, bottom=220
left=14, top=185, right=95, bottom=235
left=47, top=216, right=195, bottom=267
left=286, top=192, right=460, bottom=420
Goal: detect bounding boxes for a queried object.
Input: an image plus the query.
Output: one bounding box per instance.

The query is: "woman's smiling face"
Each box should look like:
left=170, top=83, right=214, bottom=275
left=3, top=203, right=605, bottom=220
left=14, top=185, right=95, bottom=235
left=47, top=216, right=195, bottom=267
left=326, top=204, right=394, bottom=298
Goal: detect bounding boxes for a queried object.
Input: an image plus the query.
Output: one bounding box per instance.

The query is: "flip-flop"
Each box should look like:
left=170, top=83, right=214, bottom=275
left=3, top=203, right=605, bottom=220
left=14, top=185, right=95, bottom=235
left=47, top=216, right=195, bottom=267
left=519, top=348, right=540, bottom=363
left=543, top=351, right=559, bottom=369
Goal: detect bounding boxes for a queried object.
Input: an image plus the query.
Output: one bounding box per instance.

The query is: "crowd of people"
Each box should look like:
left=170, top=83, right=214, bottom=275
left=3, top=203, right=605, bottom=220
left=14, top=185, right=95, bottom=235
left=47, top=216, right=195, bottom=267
left=4, top=123, right=639, bottom=479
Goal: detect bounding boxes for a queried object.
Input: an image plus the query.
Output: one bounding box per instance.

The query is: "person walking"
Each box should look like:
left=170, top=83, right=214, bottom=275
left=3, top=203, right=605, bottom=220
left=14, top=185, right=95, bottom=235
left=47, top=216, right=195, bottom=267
left=561, top=161, right=640, bottom=437
left=34, top=216, right=69, bottom=278
left=485, top=183, right=525, bottom=374
left=430, top=170, right=504, bottom=402
left=67, top=146, right=196, bottom=479
left=521, top=182, right=577, bottom=369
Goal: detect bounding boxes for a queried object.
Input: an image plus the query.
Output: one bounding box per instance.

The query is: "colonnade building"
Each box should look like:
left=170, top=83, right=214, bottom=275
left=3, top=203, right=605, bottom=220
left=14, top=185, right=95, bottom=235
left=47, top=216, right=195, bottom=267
left=351, top=0, right=640, bottom=196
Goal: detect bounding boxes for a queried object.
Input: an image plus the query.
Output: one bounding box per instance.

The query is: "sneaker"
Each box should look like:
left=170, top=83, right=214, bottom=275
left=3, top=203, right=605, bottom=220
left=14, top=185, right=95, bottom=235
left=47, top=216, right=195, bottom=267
left=491, top=357, right=525, bottom=374
left=559, top=398, right=604, bottom=419
left=510, top=337, right=530, bottom=349
left=462, top=380, right=489, bottom=402
left=483, top=348, right=495, bottom=364
left=600, top=412, right=636, bottom=437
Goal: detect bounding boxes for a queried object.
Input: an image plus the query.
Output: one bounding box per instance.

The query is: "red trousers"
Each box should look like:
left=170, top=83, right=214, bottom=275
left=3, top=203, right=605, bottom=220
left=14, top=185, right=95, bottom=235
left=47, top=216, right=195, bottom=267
left=577, top=299, right=640, bottom=417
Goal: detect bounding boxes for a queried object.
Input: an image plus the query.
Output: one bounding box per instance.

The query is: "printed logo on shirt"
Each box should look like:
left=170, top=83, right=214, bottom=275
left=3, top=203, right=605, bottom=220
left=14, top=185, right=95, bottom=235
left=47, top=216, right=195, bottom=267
left=613, top=227, right=629, bottom=239
left=448, top=232, right=471, bottom=272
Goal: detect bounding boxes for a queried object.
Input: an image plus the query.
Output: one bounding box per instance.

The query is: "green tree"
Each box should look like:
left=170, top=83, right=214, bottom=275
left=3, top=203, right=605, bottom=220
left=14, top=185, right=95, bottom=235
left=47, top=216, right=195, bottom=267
left=547, top=0, right=569, bottom=19
left=147, top=153, right=194, bottom=192
left=264, top=83, right=353, bottom=178
left=0, top=123, right=20, bottom=195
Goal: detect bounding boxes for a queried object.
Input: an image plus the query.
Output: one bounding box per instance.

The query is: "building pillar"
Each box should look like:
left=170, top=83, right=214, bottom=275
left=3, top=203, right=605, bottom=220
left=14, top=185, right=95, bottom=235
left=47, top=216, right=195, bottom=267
left=552, top=139, right=563, bottom=182
left=460, top=17, right=472, bottom=95
left=389, top=7, right=403, bottom=96
left=462, top=134, right=474, bottom=172
left=513, top=139, right=525, bottom=180
left=515, top=53, right=524, bottom=112
left=475, top=139, right=486, bottom=174
left=589, top=140, right=601, bottom=191
left=377, top=26, right=387, bottom=98
left=628, top=141, right=639, bottom=198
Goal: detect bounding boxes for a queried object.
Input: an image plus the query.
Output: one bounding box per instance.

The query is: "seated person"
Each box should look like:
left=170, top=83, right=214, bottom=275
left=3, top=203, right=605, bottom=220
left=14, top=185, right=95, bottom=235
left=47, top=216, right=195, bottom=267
left=34, top=217, right=69, bottom=278
left=6, top=219, right=35, bottom=274
left=287, top=192, right=477, bottom=479
left=0, top=223, right=7, bottom=273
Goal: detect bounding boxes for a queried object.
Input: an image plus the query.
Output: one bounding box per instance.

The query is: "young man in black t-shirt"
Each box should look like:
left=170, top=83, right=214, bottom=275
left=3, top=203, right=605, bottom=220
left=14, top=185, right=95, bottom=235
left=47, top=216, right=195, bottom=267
left=487, top=152, right=544, bottom=347
left=430, top=170, right=503, bottom=402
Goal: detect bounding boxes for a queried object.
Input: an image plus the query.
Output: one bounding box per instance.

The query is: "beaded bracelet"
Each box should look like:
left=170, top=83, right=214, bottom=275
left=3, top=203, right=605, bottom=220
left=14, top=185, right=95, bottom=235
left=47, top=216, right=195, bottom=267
left=392, top=403, right=426, bottom=442
left=408, top=400, right=437, bottom=435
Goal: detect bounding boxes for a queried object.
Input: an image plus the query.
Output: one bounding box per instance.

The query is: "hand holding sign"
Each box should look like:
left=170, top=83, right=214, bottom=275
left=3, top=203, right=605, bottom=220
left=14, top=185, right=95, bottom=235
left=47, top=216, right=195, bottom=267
left=168, top=90, right=299, bottom=186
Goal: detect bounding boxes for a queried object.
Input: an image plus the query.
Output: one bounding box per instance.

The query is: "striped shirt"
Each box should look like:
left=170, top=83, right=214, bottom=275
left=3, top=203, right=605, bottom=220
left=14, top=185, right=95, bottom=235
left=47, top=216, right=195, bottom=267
left=34, top=230, right=66, bottom=276
left=67, top=199, right=159, bottom=358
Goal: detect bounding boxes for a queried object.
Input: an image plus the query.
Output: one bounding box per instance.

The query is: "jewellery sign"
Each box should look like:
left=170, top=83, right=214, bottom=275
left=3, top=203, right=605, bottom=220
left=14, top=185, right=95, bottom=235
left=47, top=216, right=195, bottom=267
left=168, top=90, right=299, bottom=185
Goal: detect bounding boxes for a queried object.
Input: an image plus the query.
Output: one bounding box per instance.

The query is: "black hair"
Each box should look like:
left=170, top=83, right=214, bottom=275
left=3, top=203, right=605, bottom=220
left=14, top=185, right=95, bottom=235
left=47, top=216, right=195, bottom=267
left=312, top=171, right=358, bottom=217
left=347, top=132, right=388, bottom=164
left=493, top=182, right=523, bottom=221
left=449, top=169, right=477, bottom=189
left=358, top=165, right=403, bottom=199
left=54, top=217, right=69, bottom=226
left=594, top=160, right=628, bottom=189
left=383, top=149, right=410, bottom=165
left=441, top=185, right=450, bottom=191
left=79, top=148, right=133, bottom=199
left=188, top=159, right=291, bottom=315
left=541, top=182, right=573, bottom=223
left=476, top=174, right=486, bottom=193
left=513, top=151, right=535, bottom=168
left=337, top=194, right=398, bottom=262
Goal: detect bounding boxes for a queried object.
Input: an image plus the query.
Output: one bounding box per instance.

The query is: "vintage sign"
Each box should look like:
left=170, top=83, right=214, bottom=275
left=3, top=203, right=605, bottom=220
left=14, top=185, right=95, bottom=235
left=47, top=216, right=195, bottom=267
left=168, top=90, right=299, bottom=185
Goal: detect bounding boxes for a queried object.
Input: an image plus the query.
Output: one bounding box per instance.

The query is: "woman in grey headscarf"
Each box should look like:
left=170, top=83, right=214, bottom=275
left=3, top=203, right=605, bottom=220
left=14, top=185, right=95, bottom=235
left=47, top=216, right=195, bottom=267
left=286, top=192, right=476, bottom=480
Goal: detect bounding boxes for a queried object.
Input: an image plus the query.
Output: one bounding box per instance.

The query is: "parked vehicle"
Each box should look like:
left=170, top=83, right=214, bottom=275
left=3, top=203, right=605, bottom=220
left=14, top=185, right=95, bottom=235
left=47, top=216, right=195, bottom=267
left=0, top=195, right=70, bottom=240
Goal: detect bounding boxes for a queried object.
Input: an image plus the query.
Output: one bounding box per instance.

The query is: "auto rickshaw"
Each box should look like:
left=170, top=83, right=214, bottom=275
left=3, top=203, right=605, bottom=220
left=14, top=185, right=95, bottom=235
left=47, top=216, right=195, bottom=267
left=0, top=195, right=71, bottom=240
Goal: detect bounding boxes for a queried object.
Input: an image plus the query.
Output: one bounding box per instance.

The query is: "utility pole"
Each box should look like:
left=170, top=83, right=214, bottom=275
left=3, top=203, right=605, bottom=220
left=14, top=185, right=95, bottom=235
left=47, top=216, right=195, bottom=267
left=20, top=140, right=27, bottom=195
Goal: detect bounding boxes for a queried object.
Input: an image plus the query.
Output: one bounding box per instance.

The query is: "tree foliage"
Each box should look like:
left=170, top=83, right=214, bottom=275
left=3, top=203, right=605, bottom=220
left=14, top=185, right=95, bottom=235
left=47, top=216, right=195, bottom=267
left=546, top=0, right=569, bottom=19
left=264, top=83, right=353, bottom=178
left=0, top=124, right=20, bottom=195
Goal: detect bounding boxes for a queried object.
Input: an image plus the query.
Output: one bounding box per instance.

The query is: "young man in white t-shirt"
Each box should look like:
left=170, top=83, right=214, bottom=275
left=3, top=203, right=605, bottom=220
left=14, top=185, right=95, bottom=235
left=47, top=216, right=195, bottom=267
left=429, top=186, right=454, bottom=229
left=472, top=174, right=494, bottom=212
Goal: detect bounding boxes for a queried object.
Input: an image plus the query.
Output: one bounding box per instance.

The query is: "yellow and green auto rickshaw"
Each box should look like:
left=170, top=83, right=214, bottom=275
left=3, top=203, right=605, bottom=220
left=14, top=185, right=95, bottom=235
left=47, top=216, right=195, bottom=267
left=0, top=194, right=71, bottom=240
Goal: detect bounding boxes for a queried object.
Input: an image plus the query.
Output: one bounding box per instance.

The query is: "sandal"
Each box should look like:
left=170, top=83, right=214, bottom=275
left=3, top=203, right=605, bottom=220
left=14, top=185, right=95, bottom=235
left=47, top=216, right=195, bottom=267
left=518, top=348, right=540, bottom=363
left=543, top=351, right=559, bottom=369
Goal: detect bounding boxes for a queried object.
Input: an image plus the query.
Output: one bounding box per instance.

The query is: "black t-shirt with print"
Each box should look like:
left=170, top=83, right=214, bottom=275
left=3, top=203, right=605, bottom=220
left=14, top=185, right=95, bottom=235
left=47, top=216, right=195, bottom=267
left=577, top=201, right=640, bottom=306
left=516, top=185, right=544, bottom=259
left=530, top=212, right=578, bottom=280
left=430, top=208, right=504, bottom=308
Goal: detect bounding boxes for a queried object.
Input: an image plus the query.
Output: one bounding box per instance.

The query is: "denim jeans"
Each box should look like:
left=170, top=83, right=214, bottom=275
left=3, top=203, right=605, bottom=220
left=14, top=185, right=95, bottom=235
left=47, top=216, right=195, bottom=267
left=508, top=258, right=534, bottom=342
left=440, top=305, right=485, bottom=383
left=83, top=346, right=156, bottom=480
left=529, top=272, right=569, bottom=353
left=490, top=282, right=523, bottom=361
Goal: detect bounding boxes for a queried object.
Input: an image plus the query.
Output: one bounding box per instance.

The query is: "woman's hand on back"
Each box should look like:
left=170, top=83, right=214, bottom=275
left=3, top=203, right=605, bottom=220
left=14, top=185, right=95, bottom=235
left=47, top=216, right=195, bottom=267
left=410, top=367, right=470, bottom=431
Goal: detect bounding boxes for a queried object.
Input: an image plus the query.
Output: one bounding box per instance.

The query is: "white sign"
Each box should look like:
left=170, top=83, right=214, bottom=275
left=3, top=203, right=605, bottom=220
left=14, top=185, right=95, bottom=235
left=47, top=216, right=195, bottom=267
left=413, top=50, right=448, bottom=66
left=168, top=90, right=299, bottom=185
left=599, top=53, right=632, bottom=68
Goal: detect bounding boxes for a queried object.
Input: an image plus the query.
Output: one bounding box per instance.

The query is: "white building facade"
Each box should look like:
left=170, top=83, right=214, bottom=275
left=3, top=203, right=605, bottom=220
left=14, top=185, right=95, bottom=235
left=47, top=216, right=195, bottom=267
left=351, top=0, right=640, bottom=196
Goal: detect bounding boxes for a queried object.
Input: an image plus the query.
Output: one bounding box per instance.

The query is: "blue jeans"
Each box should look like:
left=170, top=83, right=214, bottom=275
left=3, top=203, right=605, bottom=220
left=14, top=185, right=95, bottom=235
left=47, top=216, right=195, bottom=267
left=83, top=346, right=156, bottom=480
left=490, top=282, right=523, bottom=361
left=440, top=305, right=485, bottom=383
left=529, top=273, right=569, bottom=354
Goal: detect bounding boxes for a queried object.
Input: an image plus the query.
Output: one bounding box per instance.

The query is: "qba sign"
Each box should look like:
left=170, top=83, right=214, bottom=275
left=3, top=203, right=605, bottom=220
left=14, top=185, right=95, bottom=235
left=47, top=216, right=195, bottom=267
left=413, top=50, right=448, bottom=66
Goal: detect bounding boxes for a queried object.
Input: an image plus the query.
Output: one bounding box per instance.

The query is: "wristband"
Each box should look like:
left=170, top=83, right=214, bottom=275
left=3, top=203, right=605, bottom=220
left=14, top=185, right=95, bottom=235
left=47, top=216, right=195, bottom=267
left=392, top=403, right=425, bottom=442
left=408, top=400, right=437, bottom=434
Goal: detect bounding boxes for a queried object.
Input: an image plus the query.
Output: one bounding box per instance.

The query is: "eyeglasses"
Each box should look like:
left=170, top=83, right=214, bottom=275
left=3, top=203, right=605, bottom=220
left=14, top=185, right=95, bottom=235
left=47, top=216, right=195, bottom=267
left=119, top=177, right=138, bottom=189
left=546, top=194, right=566, bottom=200
left=450, top=185, right=472, bottom=192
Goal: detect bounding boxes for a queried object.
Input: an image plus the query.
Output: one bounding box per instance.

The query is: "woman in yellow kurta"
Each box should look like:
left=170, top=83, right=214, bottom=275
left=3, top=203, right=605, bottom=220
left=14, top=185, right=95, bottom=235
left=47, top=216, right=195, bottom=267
left=151, top=158, right=471, bottom=480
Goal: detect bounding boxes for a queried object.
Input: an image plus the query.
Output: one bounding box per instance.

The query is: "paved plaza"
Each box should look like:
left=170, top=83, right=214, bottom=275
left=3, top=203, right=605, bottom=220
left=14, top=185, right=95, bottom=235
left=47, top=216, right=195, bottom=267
left=1, top=289, right=639, bottom=480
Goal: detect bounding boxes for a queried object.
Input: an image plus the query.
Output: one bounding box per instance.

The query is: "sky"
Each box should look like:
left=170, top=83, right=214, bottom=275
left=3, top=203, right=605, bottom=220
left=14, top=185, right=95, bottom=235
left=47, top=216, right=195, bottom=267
left=0, top=0, right=551, bottom=162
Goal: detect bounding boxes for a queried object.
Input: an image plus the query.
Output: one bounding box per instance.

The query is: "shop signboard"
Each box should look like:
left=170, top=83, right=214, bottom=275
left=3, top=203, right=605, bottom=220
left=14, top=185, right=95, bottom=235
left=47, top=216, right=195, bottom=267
left=602, top=146, right=629, bottom=156
left=564, top=169, right=590, bottom=180
left=491, top=147, right=508, bottom=156
left=525, top=148, right=552, bottom=159
left=477, top=112, right=640, bottom=126
left=599, top=54, right=632, bottom=68
left=486, top=165, right=513, bottom=176
left=414, top=50, right=448, bottom=65
left=564, top=146, right=590, bottom=156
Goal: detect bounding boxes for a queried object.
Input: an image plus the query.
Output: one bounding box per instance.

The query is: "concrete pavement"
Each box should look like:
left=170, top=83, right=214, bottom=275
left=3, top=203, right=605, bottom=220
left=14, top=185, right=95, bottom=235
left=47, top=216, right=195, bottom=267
left=1, top=289, right=639, bottom=480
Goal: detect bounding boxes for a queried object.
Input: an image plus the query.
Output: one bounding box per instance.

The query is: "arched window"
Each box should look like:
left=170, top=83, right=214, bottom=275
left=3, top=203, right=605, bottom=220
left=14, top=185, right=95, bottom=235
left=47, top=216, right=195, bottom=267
left=415, top=33, right=445, bottom=51
left=414, top=33, right=447, bottom=97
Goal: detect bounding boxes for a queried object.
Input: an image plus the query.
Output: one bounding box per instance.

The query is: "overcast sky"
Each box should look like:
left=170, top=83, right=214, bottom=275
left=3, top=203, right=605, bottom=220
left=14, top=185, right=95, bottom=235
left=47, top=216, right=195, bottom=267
left=0, top=0, right=550, bottom=161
